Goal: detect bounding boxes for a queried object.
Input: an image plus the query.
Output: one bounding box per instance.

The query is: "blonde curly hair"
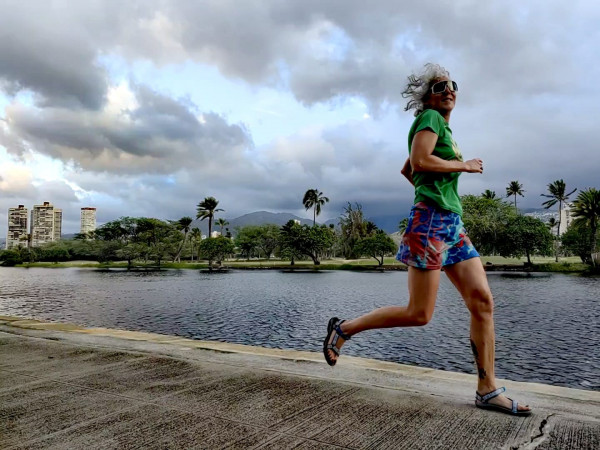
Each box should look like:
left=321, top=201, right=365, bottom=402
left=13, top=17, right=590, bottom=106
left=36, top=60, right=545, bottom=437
left=402, top=63, right=451, bottom=116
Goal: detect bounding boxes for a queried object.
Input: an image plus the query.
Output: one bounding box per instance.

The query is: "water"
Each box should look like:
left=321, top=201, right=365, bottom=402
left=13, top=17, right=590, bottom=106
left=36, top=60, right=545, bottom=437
left=0, top=267, right=598, bottom=390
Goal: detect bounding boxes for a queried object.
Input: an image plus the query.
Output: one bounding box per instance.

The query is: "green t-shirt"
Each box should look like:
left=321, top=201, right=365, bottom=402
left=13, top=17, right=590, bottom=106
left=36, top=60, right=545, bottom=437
left=408, top=109, right=464, bottom=215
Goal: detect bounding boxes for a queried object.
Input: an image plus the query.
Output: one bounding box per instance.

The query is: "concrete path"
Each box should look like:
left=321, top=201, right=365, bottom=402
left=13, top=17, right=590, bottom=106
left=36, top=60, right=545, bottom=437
left=0, top=315, right=598, bottom=449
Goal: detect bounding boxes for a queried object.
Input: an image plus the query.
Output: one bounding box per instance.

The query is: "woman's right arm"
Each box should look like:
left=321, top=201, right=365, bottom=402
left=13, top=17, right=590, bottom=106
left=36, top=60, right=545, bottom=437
left=401, top=157, right=414, bottom=185
left=410, top=130, right=483, bottom=174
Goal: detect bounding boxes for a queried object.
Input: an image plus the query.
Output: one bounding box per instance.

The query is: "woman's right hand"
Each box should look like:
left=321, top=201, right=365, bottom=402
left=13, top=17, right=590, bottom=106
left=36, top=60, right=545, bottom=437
left=464, top=158, right=483, bottom=173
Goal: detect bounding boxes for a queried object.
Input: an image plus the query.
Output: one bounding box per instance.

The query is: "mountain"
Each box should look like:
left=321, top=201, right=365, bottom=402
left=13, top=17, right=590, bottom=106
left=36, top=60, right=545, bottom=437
left=189, top=211, right=314, bottom=237
left=324, top=214, right=405, bottom=234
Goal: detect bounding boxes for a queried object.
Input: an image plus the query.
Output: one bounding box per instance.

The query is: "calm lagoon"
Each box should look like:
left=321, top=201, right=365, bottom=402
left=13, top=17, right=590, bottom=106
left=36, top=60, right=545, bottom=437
left=0, top=267, right=598, bottom=390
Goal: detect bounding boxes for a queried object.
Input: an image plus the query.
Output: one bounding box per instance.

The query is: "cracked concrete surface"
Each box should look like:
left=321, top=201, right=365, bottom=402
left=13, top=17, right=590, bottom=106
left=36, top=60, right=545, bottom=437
left=0, top=316, right=598, bottom=449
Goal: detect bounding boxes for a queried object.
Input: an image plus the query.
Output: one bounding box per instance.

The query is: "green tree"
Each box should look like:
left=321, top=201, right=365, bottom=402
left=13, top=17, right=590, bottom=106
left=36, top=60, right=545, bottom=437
left=94, top=217, right=142, bottom=266
left=541, top=179, right=577, bottom=261
left=506, top=180, right=524, bottom=210
left=0, top=249, right=24, bottom=266
left=279, top=221, right=334, bottom=265
left=39, top=242, right=71, bottom=263
left=196, top=197, right=224, bottom=238
left=365, top=221, right=378, bottom=236
left=278, top=220, right=303, bottom=265
left=461, top=194, right=517, bottom=255
left=234, top=226, right=261, bottom=260
left=256, top=224, right=280, bottom=260
left=189, top=227, right=202, bottom=261
left=135, top=218, right=177, bottom=267
left=561, top=225, right=596, bottom=264
left=571, top=188, right=600, bottom=266
left=216, top=218, right=229, bottom=235
left=398, top=218, right=409, bottom=235
left=497, top=215, right=553, bottom=265
left=303, top=188, right=330, bottom=225
left=354, top=231, right=397, bottom=266
left=173, top=216, right=193, bottom=262
left=482, top=189, right=497, bottom=199
left=199, top=236, right=235, bottom=267
left=338, top=202, right=367, bottom=258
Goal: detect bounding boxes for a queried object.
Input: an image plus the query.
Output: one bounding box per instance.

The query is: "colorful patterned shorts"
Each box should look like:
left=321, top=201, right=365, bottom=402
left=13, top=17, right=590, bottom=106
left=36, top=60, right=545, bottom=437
left=396, top=202, right=479, bottom=270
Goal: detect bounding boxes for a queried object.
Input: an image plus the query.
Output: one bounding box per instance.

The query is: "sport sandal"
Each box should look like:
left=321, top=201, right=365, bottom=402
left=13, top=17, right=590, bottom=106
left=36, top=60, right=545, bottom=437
left=323, top=317, right=351, bottom=367
left=475, top=387, right=532, bottom=416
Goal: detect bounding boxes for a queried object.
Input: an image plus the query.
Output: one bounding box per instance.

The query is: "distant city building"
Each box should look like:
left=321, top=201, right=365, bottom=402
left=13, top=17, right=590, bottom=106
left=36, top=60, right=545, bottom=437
left=6, top=205, right=28, bottom=249
left=559, top=204, right=573, bottom=235
left=210, top=231, right=221, bottom=238
left=80, top=207, right=97, bottom=235
left=30, top=202, right=62, bottom=247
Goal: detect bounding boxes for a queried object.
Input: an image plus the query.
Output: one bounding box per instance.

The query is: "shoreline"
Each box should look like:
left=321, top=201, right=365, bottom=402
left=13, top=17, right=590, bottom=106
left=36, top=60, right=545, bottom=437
left=1, top=314, right=597, bottom=395
left=4, top=260, right=595, bottom=274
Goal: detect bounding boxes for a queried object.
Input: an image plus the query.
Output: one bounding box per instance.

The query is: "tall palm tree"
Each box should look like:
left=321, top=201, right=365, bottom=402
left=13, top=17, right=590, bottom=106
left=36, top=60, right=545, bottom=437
left=398, top=218, right=409, bottom=235
left=216, top=218, right=229, bottom=235
left=541, top=179, right=576, bottom=237
left=196, top=197, right=224, bottom=238
left=571, top=188, right=600, bottom=267
left=482, top=189, right=497, bottom=199
left=189, top=227, right=202, bottom=261
left=174, top=216, right=193, bottom=262
left=506, top=181, right=524, bottom=210
left=303, top=188, right=329, bottom=225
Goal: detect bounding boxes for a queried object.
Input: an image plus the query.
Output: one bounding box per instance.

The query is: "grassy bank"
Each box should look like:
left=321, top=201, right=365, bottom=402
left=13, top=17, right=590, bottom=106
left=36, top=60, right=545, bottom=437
left=10, top=256, right=595, bottom=273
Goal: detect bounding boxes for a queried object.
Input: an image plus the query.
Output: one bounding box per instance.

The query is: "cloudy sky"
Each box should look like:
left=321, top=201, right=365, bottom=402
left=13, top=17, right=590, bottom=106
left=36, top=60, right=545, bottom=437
left=1, top=1, right=598, bottom=234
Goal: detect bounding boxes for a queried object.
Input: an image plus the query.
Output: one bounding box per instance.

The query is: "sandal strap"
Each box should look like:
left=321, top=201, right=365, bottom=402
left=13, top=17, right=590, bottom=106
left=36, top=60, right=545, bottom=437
left=511, top=399, right=517, bottom=414
left=477, top=387, right=506, bottom=403
left=326, top=344, right=340, bottom=356
left=334, top=320, right=351, bottom=341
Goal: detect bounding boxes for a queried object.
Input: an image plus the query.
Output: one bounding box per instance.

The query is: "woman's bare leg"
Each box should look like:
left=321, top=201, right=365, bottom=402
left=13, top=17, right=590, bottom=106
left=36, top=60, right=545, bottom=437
left=326, top=266, right=441, bottom=363
left=444, top=257, right=531, bottom=412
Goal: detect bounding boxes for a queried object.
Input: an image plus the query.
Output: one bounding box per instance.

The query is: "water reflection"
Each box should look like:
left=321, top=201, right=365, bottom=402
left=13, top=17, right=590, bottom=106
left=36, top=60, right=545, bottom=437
left=0, top=267, right=597, bottom=390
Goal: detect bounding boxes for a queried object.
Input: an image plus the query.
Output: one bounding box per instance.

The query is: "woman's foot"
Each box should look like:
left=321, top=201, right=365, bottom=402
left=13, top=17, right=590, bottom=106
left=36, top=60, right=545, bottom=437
left=476, top=387, right=532, bottom=415
left=323, top=318, right=351, bottom=366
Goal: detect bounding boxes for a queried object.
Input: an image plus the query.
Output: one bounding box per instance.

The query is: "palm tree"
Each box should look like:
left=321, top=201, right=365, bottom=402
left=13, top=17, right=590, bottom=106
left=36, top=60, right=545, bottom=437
left=174, top=216, right=193, bottom=262
left=189, top=227, right=201, bottom=261
left=541, top=179, right=577, bottom=262
left=216, top=218, right=229, bottom=235
left=541, top=179, right=576, bottom=237
left=506, top=181, right=524, bottom=210
left=398, top=218, right=409, bottom=235
left=482, top=189, right=497, bottom=199
left=303, top=188, right=330, bottom=225
left=365, top=221, right=378, bottom=236
left=571, top=188, right=600, bottom=267
left=196, top=197, right=224, bottom=238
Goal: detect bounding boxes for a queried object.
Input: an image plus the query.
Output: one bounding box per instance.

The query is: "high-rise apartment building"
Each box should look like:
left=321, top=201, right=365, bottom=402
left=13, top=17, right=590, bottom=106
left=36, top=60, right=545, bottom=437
left=30, top=202, right=62, bottom=247
left=80, top=207, right=97, bottom=235
left=6, top=205, right=28, bottom=249
left=559, top=204, right=573, bottom=235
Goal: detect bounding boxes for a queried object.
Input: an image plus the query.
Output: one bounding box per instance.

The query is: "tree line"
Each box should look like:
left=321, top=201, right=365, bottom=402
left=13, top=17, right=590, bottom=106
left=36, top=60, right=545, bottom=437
left=464, top=179, right=599, bottom=266
left=1, top=182, right=598, bottom=268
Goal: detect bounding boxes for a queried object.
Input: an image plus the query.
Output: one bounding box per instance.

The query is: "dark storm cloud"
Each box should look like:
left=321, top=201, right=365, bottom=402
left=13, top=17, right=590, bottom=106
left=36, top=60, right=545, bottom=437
left=5, top=83, right=251, bottom=174
left=2, top=1, right=580, bottom=111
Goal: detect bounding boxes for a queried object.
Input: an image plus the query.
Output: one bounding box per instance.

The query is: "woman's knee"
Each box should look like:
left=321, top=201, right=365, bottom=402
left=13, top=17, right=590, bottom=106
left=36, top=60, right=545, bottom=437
left=407, top=306, right=433, bottom=326
left=468, top=288, right=494, bottom=320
